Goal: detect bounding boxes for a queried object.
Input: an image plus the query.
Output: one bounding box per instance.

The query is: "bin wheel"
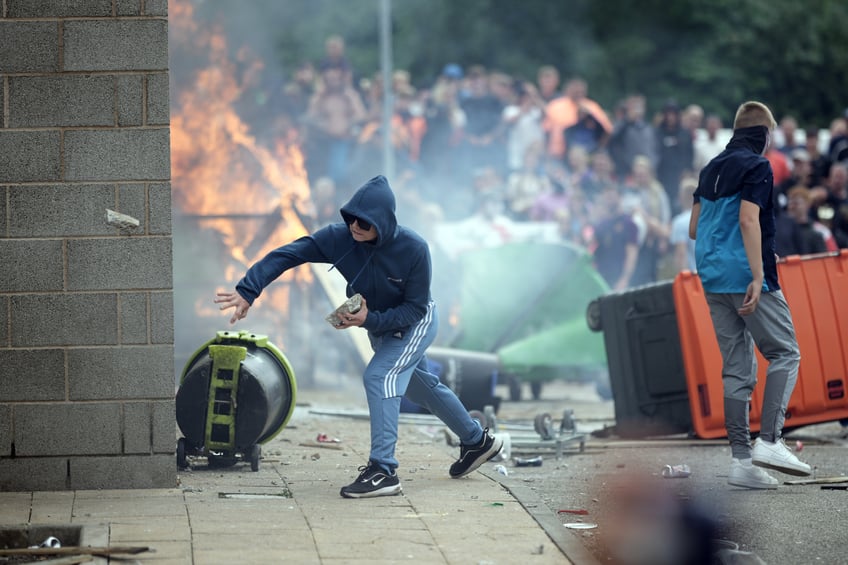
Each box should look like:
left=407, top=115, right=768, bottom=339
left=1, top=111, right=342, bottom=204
left=468, top=410, right=486, bottom=429
left=176, top=438, right=188, bottom=469
left=508, top=376, right=522, bottom=402
left=534, top=412, right=554, bottom=440
left=586, top=299, right=602, bottom=332
left=483, top=405, right=497, bottom=430
left=249, top=444, right=261, bottom=472
left=595, top=378, right=613, bottom=401
left=530, top=381, right=543, bottom=400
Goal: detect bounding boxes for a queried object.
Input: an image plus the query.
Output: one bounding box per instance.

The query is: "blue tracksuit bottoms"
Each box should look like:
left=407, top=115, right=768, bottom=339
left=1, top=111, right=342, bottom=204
left=364, top=301, right=484, bottom=471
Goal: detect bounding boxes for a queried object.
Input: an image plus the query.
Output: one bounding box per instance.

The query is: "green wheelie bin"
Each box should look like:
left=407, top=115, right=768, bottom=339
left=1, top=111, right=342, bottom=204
left=176, top=330, right=297, bottom=471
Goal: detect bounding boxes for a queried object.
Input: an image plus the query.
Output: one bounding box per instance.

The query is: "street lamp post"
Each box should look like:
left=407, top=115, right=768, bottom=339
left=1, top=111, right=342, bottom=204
left=379, top=0, right=395, bottom=181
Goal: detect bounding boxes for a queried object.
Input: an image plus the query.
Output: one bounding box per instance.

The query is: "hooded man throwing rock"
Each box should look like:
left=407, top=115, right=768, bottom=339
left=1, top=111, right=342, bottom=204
left=216, top=175, right=503, bottom=498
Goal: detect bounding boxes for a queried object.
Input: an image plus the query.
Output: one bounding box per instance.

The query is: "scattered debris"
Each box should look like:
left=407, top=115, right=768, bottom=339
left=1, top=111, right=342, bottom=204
left=712, top=539, right=739, bottom=551
left=492, top=432, right=511, bottom=461
left=416, top=425, right=441, bottom=439
left=714, top=548, right=768, bottom=564
left=105, top=209, right=140, bottom=232
left=531, top=544, right=545, bottom=555
left=557, top=509, right=589, bottom=516
left=784, top=476, right=848, bottom=485
left=444, top=429, right=459, bottom=447
left=662, top=464, right=692, bottom=478
left=218, top=491, right=292, bottom=499
left=316, top=433, right=341, bottom=443
left=299, top=440, right=343, bottom=450
left=36, top=556, right=93, bottom=564
left=795, top=440, right=804, bottom=452
left=30, top=536, right=61, bottom=549
left=560, top=409, right=575, bottom=433
left=563, top=522, right=597, bottom=530
left=0, top=545, right=150, bottom=558
left=494, top=464, right=509, bottom=476
left=514, top=456, right=543, bottom=467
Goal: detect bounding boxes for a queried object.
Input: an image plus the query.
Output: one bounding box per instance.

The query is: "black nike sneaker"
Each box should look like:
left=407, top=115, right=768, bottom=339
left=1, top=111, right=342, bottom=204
left=339, top=461, right=402, bottom=498
left=449, top=428, right=504, bottom=478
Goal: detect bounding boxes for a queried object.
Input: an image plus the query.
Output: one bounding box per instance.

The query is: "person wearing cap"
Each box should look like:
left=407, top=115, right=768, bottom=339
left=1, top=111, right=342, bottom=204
left=215, top=175, right=503, bottom=498
left=441, top=63, right=463, bottom=81
left=690, top=100, right=812, bottom=490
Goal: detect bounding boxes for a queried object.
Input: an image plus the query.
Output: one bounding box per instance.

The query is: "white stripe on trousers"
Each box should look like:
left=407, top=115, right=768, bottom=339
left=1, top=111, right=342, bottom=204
left=382, top=301, right=435, bottom=398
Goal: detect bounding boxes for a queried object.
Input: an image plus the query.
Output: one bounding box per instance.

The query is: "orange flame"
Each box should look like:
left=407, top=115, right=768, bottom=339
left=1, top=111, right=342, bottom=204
left=170, top=0, right=313, bottom=343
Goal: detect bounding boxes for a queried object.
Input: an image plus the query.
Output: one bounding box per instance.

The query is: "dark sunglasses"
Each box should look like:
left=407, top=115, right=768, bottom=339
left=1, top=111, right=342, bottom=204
left=343, top=213, right=372, bottom=231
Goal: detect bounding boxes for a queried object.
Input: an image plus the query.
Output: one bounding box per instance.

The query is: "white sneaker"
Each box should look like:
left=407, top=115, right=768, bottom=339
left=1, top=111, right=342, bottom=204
left=728, top=458, right=778, bottom=489
left=752, top=438, right=811, bottom=476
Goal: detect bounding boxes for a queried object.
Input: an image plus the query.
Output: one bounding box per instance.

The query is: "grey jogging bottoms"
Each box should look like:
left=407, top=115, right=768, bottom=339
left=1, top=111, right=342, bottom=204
left=705, top=290, right=800, bottom=457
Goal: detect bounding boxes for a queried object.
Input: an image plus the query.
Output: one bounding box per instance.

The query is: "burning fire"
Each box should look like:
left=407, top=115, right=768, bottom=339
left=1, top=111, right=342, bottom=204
left=170, top=0, right=313, bottom=340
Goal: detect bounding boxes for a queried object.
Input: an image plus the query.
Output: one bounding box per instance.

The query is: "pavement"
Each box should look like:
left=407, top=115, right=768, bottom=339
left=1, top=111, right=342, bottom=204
left=0, top=384, right=588, bottom=565
left=2, top=379, right=847, bottom=565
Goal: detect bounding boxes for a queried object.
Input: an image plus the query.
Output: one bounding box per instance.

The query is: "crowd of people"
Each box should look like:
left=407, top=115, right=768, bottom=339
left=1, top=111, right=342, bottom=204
left=244, top=35, right=848, bottom=290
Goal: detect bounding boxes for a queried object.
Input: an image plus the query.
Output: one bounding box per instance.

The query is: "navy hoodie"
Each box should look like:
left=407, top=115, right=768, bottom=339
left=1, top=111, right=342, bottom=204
left=236, top=175, right=432, bottom=336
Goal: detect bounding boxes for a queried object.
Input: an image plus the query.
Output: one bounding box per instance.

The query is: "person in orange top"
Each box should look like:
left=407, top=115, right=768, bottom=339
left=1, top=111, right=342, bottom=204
left=543, top=77, right=612, bottom=159
left=765, top=138, right=791, bottom=187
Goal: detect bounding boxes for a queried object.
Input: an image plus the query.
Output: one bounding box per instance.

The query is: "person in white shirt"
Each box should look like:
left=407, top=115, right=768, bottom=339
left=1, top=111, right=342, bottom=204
left=693, top=114, right=726, bottom=172
left=669, top=177, right=698, bottom=272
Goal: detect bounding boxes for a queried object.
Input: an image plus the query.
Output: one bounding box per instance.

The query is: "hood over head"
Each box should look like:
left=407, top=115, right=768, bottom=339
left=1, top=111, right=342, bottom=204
left=340, top=175, right=398, bottom=246
left=726, top=125, right=770, bottom=155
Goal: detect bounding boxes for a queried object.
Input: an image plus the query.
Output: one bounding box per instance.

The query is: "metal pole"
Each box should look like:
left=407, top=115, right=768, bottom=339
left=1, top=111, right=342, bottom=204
left=379, top=0, right=395, bottom=181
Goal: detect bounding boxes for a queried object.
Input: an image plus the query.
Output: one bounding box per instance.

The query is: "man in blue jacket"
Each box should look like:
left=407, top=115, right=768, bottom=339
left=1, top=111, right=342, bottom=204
left=689, top=101, right=811, bottom=490
left=216, top=175, right=502, bottom=498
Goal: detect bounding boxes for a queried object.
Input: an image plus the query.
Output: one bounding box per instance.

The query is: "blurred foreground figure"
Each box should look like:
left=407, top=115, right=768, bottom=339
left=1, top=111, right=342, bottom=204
left=601, top=472, right=719, bottom=565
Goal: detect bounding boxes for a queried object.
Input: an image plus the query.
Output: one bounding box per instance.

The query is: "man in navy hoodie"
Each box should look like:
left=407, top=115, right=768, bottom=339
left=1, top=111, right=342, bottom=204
left=216, top=175, right=503, bottom=498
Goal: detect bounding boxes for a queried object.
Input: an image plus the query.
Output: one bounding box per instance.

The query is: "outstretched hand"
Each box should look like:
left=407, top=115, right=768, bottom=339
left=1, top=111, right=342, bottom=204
left=215, top=291, right=251, bottom=324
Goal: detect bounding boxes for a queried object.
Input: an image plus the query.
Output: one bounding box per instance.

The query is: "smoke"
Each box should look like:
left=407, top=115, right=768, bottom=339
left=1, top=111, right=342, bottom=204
left=168, top=0, right=609, bottom=387
left=169, top=0, right=362, bottom=385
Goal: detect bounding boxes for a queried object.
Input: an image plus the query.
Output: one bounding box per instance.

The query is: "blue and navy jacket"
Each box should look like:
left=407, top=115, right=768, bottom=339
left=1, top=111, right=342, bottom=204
left=236, top=175, right=432, bottom=336
left=693, top=126, right=780, bottom=294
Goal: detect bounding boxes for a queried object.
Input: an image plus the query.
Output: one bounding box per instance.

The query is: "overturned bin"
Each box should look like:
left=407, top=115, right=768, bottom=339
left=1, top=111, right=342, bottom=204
left=176, top=330, right=297, bottom=471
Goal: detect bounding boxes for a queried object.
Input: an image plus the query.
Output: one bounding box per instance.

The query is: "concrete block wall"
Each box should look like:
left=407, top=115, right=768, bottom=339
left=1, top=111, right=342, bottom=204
left=0, top=0, right=175, bottom=490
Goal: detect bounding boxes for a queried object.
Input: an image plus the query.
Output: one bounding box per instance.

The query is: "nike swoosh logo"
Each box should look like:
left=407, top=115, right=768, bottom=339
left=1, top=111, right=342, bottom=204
left=370, top=477, right=386, bottom=486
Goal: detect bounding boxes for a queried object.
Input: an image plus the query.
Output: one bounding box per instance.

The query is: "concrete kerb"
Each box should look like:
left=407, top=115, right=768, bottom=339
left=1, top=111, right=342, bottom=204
left=479, top=466, right=601, bottom=565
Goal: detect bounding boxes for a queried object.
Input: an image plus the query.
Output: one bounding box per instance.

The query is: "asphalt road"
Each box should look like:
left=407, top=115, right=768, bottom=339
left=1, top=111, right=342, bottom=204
left=490, top=379, right=848, bottom=565
left=302, top=370, right=847, bottom=564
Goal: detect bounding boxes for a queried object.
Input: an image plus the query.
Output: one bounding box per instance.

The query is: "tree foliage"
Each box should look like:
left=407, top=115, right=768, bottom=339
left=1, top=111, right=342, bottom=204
left=192, top=0, right=848, bottom=126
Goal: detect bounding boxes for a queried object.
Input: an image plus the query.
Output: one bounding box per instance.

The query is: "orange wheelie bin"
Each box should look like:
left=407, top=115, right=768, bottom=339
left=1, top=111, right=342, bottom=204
left=674, top=250, right=848, bottom=439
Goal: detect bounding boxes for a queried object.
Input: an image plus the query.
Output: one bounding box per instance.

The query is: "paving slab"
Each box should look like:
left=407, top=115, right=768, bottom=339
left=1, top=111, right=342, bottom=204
left=0, top=386, right=579, bottom=564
